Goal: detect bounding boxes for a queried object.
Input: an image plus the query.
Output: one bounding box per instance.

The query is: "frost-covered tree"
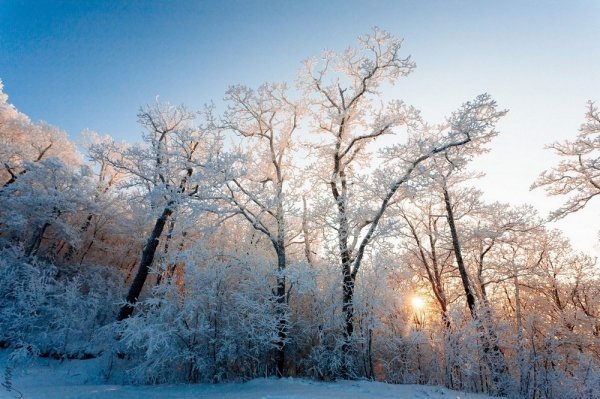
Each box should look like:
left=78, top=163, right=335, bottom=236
left=0, top=80, right=80, bottom=188
left=419, top=156, right=517, bottom=395
left=56, top=130, right=130, bottom=264
left=109, top=232, right=298, bottom=383
left=299, top=29, right=505, bottom=371
left=88, top=101, right=225, bottom=320
left=532, top=101, right=600, bottom=220
left=1, top=32, right=599, bottom=397
left=221, top=83, right=301, bottom=376
left=300, top=35, right=506, bottom=375
left=0, top=158, right=95, bottom=256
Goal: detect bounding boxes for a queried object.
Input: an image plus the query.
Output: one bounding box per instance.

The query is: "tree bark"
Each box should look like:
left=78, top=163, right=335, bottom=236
left=442, top=185, right=477, bottom=317
left=342, top=270, right=355, bottom=347
left=274, top=243, right=287, bottom=377
left=117, top=205, right=173, bottom=321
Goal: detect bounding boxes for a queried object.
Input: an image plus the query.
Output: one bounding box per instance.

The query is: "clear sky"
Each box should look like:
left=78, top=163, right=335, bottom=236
left=1, top=0, right=599, bottom=255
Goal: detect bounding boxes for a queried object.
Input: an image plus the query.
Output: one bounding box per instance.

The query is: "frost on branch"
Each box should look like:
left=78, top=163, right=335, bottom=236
left=532, top=101, right=600, bottom=220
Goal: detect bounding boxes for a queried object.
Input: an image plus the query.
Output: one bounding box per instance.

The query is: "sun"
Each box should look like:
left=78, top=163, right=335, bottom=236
left=411, top=296, right=425, bottom=311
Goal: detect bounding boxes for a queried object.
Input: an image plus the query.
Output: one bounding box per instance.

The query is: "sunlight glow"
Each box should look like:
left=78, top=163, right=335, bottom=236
left=411, top=296, right=425, bottom=311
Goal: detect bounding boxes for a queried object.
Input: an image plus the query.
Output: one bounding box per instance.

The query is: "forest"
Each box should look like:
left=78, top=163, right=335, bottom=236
left=0, top=29, right=599, bottom=399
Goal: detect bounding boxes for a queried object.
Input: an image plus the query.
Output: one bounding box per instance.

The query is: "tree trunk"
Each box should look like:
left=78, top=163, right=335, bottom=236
left=513, top=269, right=528, bottom=397
left=26, top=222, right=50, bottom=256
left=274, top=243, right=287, bottom=377
left=342, top=265, right=356, bottom=377
left=77, top=240, right=94, bottom=265
left=117, top=205, right=173, bottom=321
left=338, top=222, right=355, bottom=378
left=442, top=184, right=512, bottom=397
left=442, top=185, right=477, bottom=317
left=342, top=270, right=355, bottom=343
left=302, top=195, right=315, bottom=266
left=334, top=188, right=355, bottom=375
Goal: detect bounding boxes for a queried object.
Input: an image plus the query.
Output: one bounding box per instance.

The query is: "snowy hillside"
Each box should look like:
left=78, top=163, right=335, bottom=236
left=0, top=352, right=498, bottom=399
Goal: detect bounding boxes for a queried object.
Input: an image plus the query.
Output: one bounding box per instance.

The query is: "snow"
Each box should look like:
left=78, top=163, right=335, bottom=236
left=0, top=351, right=499, bottom=399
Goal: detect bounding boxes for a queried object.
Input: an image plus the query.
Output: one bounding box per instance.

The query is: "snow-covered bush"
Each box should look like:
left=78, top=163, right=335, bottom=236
left=111, top=246, right=285, bottom=383
left=0, top=246, right=121, bottom=359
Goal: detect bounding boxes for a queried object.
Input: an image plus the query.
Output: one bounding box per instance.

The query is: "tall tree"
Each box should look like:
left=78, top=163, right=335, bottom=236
left=88, top=101, right=223, bottom=320
left=426, top=155, right=515, bottom=396
left=299, top=28, right=505, bottom=373
left=221, top=82, right=301, bottom=376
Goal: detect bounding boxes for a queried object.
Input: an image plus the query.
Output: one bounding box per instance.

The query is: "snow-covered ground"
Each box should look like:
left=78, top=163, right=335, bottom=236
left=0, top=352, right=499, bottom=399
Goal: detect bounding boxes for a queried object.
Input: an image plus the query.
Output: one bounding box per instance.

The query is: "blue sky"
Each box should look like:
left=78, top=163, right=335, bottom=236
left=1, top=0, right=599, bottom=254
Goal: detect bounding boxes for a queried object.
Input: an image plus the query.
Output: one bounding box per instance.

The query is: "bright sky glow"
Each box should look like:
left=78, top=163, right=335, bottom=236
left=411, top=296, right=426, bottom=311
left=1, top=0, right=598, bottom=256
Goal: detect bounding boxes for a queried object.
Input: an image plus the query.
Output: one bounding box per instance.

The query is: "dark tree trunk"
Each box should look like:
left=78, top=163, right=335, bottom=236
left=442, top=184, right=511, bottom=396
left=442, top=186, right=477, bottom=317
left=274, top=242, right=287, bottom=377
left=342, top=270, right=355, bottom=346
left=26, top=222, right=50, bottom=256
left=338, top=215, right=355, bottom=377
left=117, top=205, right=173, bottom=321
left=341, top=262, right=356, bottom=378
